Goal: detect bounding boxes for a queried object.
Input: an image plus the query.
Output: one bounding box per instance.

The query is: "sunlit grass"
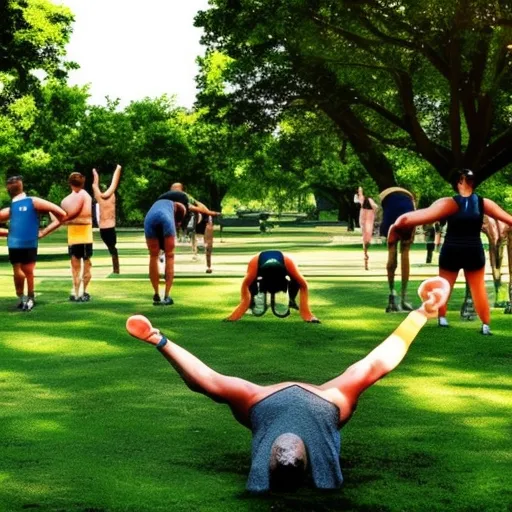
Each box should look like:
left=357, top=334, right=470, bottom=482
left=0, top=230, right=510, bottom=511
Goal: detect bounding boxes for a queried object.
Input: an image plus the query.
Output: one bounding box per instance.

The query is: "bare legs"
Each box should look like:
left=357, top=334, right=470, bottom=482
left=146, top=236, right=175, bottom=304
left=70, top=257, right=92, bottom=300
left=126, top=315, right=261, bottom=427
left=204, top=218, right=214, bottom=273
left=385, top=237, right=413, bottom=312
left=12, top=262, right=36, bottom=308
left=438, top=267, right=490, bottom=332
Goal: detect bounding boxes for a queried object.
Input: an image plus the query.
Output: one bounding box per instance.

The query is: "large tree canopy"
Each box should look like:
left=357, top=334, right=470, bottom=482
left=0, top=0, right=75, bottom=109
left=196, top=0, right=512, bottom=189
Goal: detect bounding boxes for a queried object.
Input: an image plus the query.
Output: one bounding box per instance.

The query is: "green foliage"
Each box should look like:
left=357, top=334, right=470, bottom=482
left=196, top=0, right=512, bottom=188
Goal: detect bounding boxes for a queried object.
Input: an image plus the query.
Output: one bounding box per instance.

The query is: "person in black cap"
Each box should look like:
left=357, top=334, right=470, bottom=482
left=389, top=169, right=512, bottom=335
left=125, top=277, right=449, bottom=492
left=224, top=250, right=319, bottom=322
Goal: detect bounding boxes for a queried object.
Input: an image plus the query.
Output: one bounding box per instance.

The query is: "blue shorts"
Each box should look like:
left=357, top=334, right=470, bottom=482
left=380, top=191, right=415, bottom=237
left=144, top=200, right=176, bottom=246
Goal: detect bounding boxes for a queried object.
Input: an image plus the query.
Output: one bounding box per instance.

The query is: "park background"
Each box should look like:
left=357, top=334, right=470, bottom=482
left=1, top=1, right=512, bottom=511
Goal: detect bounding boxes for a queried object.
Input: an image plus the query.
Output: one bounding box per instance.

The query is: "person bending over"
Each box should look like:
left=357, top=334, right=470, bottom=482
left=144, top=194, right=187, bottom=305
left=389, top=169, right=512, bottom=335
left=92, top=165, right=122, bottom=274
left=126, top=276, right=449, bottom=493
left=0, top=175, right=66, bottom=310
left=379, top=187, right=416, bottom=313
left=226, top=250, right=319, bottom=322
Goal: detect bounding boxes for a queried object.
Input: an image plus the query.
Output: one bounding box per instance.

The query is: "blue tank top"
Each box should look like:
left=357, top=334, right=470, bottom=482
left=445, top=194, right=484, bottom=247
left=247, top=385, right=343, bottom=492
left=8, top=197, right=39, bottom=249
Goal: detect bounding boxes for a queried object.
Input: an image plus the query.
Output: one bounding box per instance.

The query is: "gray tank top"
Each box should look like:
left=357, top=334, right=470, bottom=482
left=247, top=385, right=343, bottom=492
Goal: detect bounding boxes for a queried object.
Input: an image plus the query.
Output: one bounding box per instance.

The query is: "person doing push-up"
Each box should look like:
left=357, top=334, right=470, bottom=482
left=225, top=250, right=319, bottom=322
left=126, top=276, right=449, bottom=493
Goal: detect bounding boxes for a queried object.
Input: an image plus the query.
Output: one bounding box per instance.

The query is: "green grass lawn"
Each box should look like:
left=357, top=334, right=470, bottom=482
left=0, top=229, right=510, bottom=511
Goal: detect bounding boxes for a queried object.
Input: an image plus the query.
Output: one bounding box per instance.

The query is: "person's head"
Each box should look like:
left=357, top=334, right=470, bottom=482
left=171, top=182, right=184, bottom=192
left=453, top=168, right=476, bottom=193
left=69, top=172, right=85, bottom=190
left=357, top=186, right=363, bottom=195
left=269, top=433, right=308, bottom=491
left=6, top=175, right=23, bottom=198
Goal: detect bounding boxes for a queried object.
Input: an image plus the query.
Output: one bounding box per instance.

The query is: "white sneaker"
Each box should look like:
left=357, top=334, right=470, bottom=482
left=481, top=324, right=492, bottom=336
left=438, top=316, right=449, bottom=327
left=24, top=297, right=35, bottom=311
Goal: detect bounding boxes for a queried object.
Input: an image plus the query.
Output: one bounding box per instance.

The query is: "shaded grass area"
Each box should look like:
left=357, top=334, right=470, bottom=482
left=0, top=269, right=510, bottom=512
left=0, top=229, right=510, bottom=511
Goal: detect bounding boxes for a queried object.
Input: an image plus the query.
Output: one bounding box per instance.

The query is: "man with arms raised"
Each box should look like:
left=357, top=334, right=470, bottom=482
left=0, top=175, right=66, bottom=310
left=92, top=165, right=122, bottom=274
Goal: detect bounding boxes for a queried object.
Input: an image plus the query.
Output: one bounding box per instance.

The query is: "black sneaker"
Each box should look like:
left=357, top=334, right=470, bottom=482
left=17, top=297, right=26, bottom=310
left=69, top=294, right=78, bottom=302
left=161, top=296, right=174, bottom=306
left=81, top=293, right=91, bottom=302
left=385, top=294, right=400, bottom=313
left=289, top=299, right=299, bottom=310
left=153, top=294, right=161, bottom=305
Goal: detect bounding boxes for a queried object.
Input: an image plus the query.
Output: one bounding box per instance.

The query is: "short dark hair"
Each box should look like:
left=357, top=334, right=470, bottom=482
left=69, top=172, right=85, bottom=188
left=6, top=176, right=23, bottom=198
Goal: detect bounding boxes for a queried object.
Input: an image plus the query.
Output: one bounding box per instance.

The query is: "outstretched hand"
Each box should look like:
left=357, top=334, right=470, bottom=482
left=92, top=168, right=99, bottom=186
left=416, top=277, right=450, bottom=318
left=126, top=315, right=162, bottom=345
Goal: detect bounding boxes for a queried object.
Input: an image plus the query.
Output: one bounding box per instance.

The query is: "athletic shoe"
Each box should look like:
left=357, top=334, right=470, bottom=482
left=438, top=316, right=449, bottom=327
left=161, top=296, right=174, bottom=306
left=69, top=294, right=78, bottom=302
left=385, top=294, right=400, bottom=313
left=17, top=296, right=27, bottom=310
left=480, top=324, right=492, bottom=336
left=81, top=293, right=91, bottom=302
left=206, top=268, right=213, bottom=274
left=24, top=297, right=35, bottom=312
left=153, top=294, right=161, bottom=305
left=289, top=299, right=299, bottom=310
left=400, top=301, right=414, bottom=312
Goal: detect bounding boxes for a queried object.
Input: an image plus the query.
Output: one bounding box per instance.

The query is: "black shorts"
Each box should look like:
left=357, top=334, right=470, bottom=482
left=439, top=243, right=485, bottom=272
left=8, top=248, right=37, bottom=265
left=380, top=191, right=415, bottom=237
left=195, top=216, right=210, bottom=235
left=69, top=243, right=93, bottom=260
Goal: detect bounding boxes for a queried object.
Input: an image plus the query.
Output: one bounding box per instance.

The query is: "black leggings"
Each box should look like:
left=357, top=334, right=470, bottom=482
left=100, top=228, right=118, bottom=256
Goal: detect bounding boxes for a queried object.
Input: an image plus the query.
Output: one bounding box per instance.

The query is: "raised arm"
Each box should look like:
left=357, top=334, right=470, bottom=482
left=320, top=277, right=450, bottom=416
left=283, top=255, right=319, bottom=323
left=483, top=198, right=512, bottom=226
left=92, top=168, right=102, bottom=202
left=94, top=165, right=122, bottom=200
left=225, top=255, right=259, bottom=321
left=126, top=315, right=262, bottom=427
